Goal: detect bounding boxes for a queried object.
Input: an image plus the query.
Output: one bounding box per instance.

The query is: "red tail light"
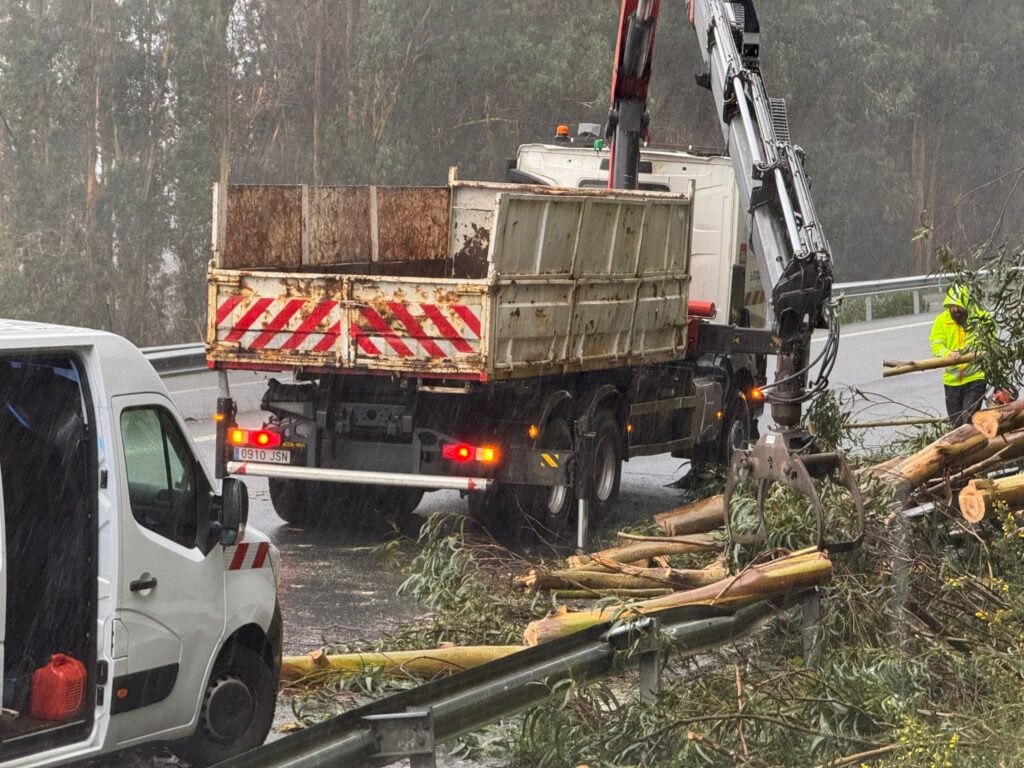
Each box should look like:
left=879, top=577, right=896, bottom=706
left=229, top=429, right=282, bottom=448
left=442, top=443, right=500, bottom=464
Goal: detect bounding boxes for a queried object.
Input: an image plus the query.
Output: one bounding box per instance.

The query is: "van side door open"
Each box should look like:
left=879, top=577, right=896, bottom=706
left=110, top=394, right=226, bottom=745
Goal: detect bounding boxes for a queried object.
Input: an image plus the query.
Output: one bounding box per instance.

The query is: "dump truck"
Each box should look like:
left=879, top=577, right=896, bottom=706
left=205, top=165, right=772, bottom=536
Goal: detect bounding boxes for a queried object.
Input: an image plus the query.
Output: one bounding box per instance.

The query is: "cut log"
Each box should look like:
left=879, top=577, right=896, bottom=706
left=566, top=535, right=720, bottom=569
left=654, top=495, right=725, bottom=536
left=280, top=645, right=525, bottom=684
left=972, top=399, right=1024, bottom=439
left=886, top=423, right=999, bottom=494
left=959, top=473, right=1024, bottom=523
left=517, top=558, right=729, bottom=593
left=552, top=588, right=672, bottom=600
left=882, top=353, right=975, bottom=378
left=524, top=549, right=832, bottom=646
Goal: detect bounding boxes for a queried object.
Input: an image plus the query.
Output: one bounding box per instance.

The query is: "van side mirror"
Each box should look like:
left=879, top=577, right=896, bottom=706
left=218, top=478, right=249, bottom=545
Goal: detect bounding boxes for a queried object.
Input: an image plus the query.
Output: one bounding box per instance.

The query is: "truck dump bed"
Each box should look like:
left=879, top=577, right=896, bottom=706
left=206, top=179, right=694, bottom=381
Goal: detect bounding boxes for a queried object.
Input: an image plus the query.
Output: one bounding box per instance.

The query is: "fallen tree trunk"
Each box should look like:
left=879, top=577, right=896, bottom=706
left=972, top=399, right=1024, bottom=439
left=654, top=495, right=725, bottom=536
left=524, top=549, right=832, bottom=646
left=517, top=558, right=729, bottom=593
left=959, top=472, right=1024, bottom=523
left=280, top=645, right=525, bottom=684
left=566, top=535, right=720, bottom=569
left=552, top=588, right=672, bottom=600
left=885, top=423, right=1005, bottom=494
left=883, top=353, right=975, bottom=378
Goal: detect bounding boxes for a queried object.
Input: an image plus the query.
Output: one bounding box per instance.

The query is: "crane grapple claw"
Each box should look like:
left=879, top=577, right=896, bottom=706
left=722, top=428, right=865, bottom=552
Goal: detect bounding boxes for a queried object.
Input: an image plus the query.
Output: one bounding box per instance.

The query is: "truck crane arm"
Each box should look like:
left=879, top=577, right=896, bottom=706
left=607, top=0, right=861, bottom=551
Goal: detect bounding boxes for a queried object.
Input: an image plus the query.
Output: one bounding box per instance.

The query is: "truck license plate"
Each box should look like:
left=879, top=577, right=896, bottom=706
left=233, top=447, right=292, bottom=465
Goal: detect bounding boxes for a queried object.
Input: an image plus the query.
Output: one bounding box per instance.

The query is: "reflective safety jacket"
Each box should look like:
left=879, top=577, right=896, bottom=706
left=929, top=287, right=986, bottom=387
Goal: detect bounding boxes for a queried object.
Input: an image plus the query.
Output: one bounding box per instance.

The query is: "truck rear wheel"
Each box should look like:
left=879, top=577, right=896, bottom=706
left=172, top=645, right=276, bottom=767
left=515, top=415, right=576, bottom=537
left=589, top=410, right=623, bottom=526
left=269, top=478, right=327, bottom=527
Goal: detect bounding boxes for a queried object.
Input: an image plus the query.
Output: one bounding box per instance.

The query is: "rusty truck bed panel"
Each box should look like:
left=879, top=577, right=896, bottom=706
left=207, top=180, right=694, bottom=381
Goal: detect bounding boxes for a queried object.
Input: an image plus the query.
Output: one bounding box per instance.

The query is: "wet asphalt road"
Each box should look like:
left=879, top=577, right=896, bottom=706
left=94, top=312, right=944, bottom=764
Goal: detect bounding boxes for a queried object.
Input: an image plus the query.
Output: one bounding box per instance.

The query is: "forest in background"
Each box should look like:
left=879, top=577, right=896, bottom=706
left=1, top=0, right=1022, bottom=345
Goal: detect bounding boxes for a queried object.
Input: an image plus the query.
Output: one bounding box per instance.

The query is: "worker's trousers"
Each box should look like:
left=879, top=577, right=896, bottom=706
left=945, top=380, right=987, bottom=427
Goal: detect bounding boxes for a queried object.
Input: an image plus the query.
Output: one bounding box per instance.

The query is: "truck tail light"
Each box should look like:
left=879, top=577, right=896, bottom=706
left=230, top=428, right=282, bottom=448
left=442, top=443, right=500, bottom=464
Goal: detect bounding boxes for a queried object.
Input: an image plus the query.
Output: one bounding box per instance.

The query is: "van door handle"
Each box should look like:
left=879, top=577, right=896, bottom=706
left=130, top=577, right=158, bottom=592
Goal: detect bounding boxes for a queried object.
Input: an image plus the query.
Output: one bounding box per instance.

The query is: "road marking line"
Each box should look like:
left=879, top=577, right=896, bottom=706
left=813, top=319, right=932, bottom=343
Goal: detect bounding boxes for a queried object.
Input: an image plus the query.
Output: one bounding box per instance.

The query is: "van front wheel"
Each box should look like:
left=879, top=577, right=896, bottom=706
left=172, top=645, right=276, bottom=767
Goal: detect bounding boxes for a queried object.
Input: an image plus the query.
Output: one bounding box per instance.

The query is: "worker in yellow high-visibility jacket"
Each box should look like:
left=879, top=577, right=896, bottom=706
left=930, top=285, right=988, bottom=427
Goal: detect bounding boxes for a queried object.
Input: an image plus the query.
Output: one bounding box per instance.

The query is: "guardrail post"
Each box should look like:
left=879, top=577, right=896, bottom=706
left=913, top=289, right=921, bottom=315
left=801, top=589, right=823, bottom=668
left=637, top=619, right=661, bottom=704
left=864, top=295, right=873, bottom=322
left=364, top=709, right=437, bottom=768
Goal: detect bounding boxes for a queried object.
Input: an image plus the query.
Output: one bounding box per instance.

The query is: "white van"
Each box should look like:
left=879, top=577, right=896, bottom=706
left=0, top=320, right=280, bottom=767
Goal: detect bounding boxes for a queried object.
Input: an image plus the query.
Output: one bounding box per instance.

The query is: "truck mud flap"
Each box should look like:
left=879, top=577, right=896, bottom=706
left=496, top=448, right=574, bottom=487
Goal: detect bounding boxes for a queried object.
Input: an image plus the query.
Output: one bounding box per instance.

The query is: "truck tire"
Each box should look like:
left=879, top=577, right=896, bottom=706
left=589, top=410, right=623, bottom=526
left=514, top=415, right=576, bottom=537
left=172, top=645, right=276, bottom=767
left=269, top=478, right=327, bottom=527
left=720, top=394, right=752, bottom=465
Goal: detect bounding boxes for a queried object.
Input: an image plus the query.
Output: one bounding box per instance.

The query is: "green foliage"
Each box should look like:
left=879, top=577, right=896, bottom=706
left=3, top=1, right=1024, bottom=336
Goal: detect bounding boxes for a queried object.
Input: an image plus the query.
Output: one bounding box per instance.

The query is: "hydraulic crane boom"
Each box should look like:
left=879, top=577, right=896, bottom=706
left=607, top=0, right=862, bottom=551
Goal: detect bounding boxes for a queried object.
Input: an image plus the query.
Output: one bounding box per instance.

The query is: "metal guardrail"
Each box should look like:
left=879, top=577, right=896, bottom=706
left=141, top=342, right=206, bottom=376
left=215, top=596, right=816, bottom=768
left=834, top=273, right=952, bottom=321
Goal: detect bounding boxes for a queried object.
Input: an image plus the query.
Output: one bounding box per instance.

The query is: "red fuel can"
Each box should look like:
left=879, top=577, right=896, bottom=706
left=30, top=654, right=86, bottom=721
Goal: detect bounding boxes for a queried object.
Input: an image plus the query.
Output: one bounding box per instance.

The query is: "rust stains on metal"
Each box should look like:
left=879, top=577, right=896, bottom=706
left=308, top=186, right=371, bottom=266
left=223, top=185, right=303, bottom=269
left=452, top=223, right=490, bottom=278
left=376, top=187, right=450, bottom=264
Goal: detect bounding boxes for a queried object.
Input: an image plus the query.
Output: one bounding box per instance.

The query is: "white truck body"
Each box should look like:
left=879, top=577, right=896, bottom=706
left=514, top=143, right=768, bottom=328
left=0, top=320, right=280, bottom=767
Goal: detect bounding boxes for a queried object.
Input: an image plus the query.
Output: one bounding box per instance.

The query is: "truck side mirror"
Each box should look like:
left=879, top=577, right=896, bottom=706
left=218, top=477, right=249, bottom=545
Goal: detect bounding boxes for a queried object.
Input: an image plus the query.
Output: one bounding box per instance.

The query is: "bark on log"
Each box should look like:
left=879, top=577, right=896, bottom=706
left=552, top=588, right=672, bottom=600
left=958, top=473, right=1024, bottom=523
left=886, top=423, right=997, bottom=493
left=524, top=549, right=832, bottom=646
left=883, top=353, right=976, bottom=378
left=280, top=645, right=525, bottom=684
left=517, top=558, right=729, bottom=593
left=565, top=535, right=720, bottom=569
left=972, top=399, right=1024, bottom=439
left=654, top=495, right=725, bottom=536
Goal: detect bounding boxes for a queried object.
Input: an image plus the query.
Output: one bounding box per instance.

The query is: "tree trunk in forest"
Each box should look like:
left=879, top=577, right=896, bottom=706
left=524, top=549, right=832, bottom=646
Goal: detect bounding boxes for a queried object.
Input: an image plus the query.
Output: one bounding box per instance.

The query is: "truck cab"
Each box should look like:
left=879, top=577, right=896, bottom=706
left=0, top=320, right=280, bottom=767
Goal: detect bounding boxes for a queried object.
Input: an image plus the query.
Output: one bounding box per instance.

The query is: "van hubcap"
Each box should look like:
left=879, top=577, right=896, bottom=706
left=204, top=676, right=254, bottom=742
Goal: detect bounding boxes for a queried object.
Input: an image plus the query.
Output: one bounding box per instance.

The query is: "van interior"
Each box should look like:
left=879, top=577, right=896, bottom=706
left=0, top=354, right=96, bottom=759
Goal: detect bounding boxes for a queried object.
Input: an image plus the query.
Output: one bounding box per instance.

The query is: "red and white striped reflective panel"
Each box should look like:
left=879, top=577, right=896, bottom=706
left=223, top=541, right=271, bottom=571
left=215, top=296, right=481, bottom=359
